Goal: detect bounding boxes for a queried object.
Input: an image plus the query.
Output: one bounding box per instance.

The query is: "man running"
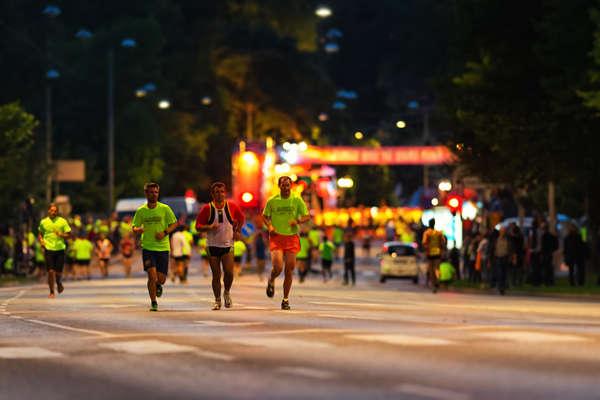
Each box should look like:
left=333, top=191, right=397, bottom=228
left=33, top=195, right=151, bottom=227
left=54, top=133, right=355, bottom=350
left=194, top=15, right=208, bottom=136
left=195, top=182, right=245, bottom=310
left=132, top=183, right=178, bottom=311
left=263, top=176, right=310, bottom=310
left=38, top=203, right=72, bottom=298
left=422, top=218, right=447, bottom=293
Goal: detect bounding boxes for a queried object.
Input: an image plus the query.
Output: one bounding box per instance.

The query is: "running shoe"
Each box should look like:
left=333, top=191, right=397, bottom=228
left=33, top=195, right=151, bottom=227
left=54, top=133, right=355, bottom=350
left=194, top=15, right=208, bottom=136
left=266, top=280, right=275, bottom=298
left=149, top=301, right=158, bottom=311
left=156, top=283, right=163, bottom=298
left=224, top=292, right=232, bottom=308
left=48, top=292, right=55, bottom=299
left=212, top=299, right=222, bottom=310
left=281, top=299, right=290, bottom=310
left=57, top=282, right=64, bottom=294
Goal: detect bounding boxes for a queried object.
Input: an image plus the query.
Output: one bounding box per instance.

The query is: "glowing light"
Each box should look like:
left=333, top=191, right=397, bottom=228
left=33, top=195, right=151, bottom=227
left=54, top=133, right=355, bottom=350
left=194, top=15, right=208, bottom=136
left=431, top=198, right=439, bottom=206
left=241, top=192, right=254, bottom=203
left=274, top=163, right=291, bottom=174
left=354, top=131, right=364, bottom=140
left=298, top=142, right=308, bottom=151
left=448, top=198, right=460, bottom=209
left=337, top=177, right=354, bottom=188
left=158, top=100, right=170, bottom=109
left=318, top=112, right=329, bottom=122
left=135, top=89, right=147, bottom=98
left=201, top=96, right=212, bottom=106
left=438, top=180, right=452, bottom=192
left=241, top=151, right=258, bottom=167
left=462, top=201, right=478, bottom=220
left=370, top=207, right=379, bottom=218
left=315, top=5, right=332, bottom=18
left=283, top=142, right=291, bottom=151
left=396, top=120, right=406, bottom=129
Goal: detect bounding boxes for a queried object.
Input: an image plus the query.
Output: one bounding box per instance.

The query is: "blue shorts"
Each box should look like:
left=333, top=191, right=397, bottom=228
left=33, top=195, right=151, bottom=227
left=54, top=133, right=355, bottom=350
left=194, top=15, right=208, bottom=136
left=142, top=250, right=169, bottom=275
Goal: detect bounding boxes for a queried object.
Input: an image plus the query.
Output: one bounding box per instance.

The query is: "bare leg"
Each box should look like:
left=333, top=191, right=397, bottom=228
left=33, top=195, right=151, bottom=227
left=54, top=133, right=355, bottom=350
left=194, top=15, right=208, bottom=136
left=47, top=270, right=55, bottom=295
left=209, top=256, right=222, bottom=300
left=221, top=253, right=234, bottom=294
left=270, top=250, right=284, bottom=283
left=283, top=251, right=296, bottom=298
left=147, top=267, right=158, bottom=302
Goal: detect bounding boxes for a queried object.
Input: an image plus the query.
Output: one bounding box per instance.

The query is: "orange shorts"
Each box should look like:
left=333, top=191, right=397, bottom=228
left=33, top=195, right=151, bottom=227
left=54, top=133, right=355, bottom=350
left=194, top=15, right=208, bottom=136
left=269, top=233, right=301, bottom=253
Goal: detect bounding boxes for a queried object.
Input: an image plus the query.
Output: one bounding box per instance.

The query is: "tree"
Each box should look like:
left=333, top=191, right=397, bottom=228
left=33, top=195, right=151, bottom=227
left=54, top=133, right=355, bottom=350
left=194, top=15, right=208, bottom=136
left=0, top=102, right=40, bottom=222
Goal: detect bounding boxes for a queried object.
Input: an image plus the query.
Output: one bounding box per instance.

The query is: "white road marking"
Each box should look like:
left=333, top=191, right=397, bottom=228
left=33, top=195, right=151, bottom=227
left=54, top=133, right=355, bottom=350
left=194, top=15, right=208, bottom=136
left=396, top=383, right=470, bottom=400
left=194, top=350, right=235, bottom=361
left=309, top=301, right=390, bottom=308
left=346, top=334, right=454, bottom=346
left=248, top=328, right=349, bottom=335
left=100, top=304, right=136, bottom=308
left=194, top=320, right=264, bottom=327
left=228, top=337, right=333, bottom=349
left=0, top=347, right=64, bottom=359
left=278, top=366, right=337, bottom=380
left=475, top=331, right=590, bottom=343
left=23, top=319, right=113, bottom=338
left=99, top=340, right=197, bottom=355
left=317, top=313, right=383, bottom=321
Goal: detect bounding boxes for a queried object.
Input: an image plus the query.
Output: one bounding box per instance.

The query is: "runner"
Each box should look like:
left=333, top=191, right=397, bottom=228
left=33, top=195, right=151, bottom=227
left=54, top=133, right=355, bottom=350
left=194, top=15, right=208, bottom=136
left=73, top=232, right=94, bottom=280
left=319, top=235, right=335, bottom=282
left=422, top=218, right=447, bottom=293
left=132, top=182, right=178, bottom=311
left=170, top=226, right=191, bottom=283
left=296, top=231, right=310, bottom=283
left=120, top=232, right=135, bottom=277
left=195, top=182, right=245, bottom=310
left=38, top=203, right=72, bottom=298
left=95, top=232, right=113, bottom=278
left=263, top=176, right=310, bottom=310
left=233, top=238, right=247, bottom=278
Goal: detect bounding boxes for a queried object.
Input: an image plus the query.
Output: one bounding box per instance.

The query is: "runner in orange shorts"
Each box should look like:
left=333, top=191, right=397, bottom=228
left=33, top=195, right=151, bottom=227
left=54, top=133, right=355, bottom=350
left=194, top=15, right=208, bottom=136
left=263, top=176, right=310, bottom=310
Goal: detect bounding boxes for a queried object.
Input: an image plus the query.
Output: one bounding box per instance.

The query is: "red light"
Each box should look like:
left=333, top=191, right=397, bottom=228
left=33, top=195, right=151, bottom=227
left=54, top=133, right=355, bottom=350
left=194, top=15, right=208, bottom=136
left=445, top=195, right=462, bottom=214
left=241, top=192, right=254, bottom=203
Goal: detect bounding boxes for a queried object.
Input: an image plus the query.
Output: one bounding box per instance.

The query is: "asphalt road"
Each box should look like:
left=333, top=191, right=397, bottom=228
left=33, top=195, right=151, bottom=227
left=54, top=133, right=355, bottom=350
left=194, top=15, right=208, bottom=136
left=2, top=254, right=600, bottom=400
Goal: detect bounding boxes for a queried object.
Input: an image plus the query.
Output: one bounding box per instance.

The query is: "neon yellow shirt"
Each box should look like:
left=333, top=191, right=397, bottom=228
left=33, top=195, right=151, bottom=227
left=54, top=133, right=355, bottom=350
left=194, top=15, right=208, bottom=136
left=234, top=240, right=247, bottom=257
left=319, top=241, right=335, bottom=261
left=73, top=238, right=94, bottom=260
left=297, top=237, right=310, bottom=259
left=439, top=261, right=455, bottom=282
left=308, top=229, right=320, bottom=247
left=132, top=202, right=177, bottom=251
left=183, top=231, right=194, bottom=256
left=197, top=237, right=208, bottom=256
left=262, top=194, right=308, bottom=236
left=38, top=216, right=71, bottom=251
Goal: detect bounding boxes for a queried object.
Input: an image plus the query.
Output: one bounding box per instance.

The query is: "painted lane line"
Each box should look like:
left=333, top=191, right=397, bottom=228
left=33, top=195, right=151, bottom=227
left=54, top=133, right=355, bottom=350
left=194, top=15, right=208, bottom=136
left=23, top=319, right=113, bottom=338
left=228, top=337, right=333, bottom=350
left=278, top=366, right=337, bottom=380
left=194, top=320, right=264, bottom=327
left=0, top=347, right=64, bottom=359
left=475, top=331, right=590, bottom=343
left=194, top=350, right=235, bottom=361
left=99, top=340, right=197, bottom=355
left=317, top=313, right=384, bottom=321
left=396, top=383, right=470, bottom=400
left=346, top=334, right=454, bottom=346
left=247, top=328, right=350, bottom=335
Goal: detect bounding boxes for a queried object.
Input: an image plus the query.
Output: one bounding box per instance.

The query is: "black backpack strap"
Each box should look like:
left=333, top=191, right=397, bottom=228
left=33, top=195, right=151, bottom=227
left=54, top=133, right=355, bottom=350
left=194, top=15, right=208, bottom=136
left=207, top=202, right=216, bottom=224
left=224, top=201, right=234, bottom=225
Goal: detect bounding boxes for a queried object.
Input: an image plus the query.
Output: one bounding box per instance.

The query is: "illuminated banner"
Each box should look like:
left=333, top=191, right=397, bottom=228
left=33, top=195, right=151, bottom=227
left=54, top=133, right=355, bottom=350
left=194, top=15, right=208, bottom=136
left=296, top=146, right=454, bottom=165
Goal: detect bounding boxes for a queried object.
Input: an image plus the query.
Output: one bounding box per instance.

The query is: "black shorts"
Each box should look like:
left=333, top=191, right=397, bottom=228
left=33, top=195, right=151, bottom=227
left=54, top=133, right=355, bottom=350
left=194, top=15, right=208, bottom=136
left=76, top=259, right=91, bottom=266
left=207, top=246, right=232, bottom=258
left=66, top=256, right=75, bottom=265
left=45, top=250, right=65, bottom=272
left=322, top=259, right=333, bottom=269
left=427, top=255, right=441, bottom=260
left=174, top=255, right=190, bottom=262
left=142, top=250, right=170, bottom=275
left=100, top=258, right=109, bottom=263
left=234, top=256, right=242, bottom=263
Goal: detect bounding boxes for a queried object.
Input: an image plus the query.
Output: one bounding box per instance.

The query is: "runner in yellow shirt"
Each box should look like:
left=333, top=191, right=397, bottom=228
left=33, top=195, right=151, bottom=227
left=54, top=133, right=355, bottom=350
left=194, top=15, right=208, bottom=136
left=38, top=203, right=72, bottom=298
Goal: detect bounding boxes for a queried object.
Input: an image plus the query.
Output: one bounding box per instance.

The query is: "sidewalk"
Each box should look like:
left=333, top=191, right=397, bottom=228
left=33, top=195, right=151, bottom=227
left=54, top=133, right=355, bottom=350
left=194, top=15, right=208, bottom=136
left=447, top=278, right=600, bottom=302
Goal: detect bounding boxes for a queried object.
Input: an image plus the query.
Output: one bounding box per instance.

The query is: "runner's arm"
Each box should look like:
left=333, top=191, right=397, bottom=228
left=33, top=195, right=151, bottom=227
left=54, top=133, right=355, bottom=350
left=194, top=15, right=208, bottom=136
left=195, top=205, right=216, bottom=232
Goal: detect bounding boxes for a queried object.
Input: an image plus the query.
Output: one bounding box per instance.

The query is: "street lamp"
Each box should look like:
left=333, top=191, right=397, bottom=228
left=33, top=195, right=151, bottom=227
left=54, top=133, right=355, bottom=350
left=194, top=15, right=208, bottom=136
left=354, top=131, right=364, bottom=140
left=438, top=180, right=452, bottom=192
left=157, top=99, right=171, bottom=109
left=315, top=5, right=332, bottom=18
left=396, top=120, right=406, bottom=129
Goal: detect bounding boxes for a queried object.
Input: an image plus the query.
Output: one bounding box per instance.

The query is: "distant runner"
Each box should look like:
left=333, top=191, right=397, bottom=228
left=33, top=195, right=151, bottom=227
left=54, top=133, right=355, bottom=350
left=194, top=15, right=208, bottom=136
left=422, top=218, right=447, bottom=293
left=195, top=182, right=245, bottom=310
left=132, top=183, right=178, bottom=311
left=263, top=176, right=310, bottom=310
left=38, top=203, right=71, bottom=298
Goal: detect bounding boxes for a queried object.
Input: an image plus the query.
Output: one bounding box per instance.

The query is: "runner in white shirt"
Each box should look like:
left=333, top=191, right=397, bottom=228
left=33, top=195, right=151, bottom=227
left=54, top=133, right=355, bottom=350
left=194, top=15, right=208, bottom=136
left=195, top=182, right=245, bottom=310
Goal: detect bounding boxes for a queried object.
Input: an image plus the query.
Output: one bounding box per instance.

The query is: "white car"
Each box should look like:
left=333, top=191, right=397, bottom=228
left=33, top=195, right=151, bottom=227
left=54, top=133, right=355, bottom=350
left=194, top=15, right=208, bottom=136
left=378, top=241, right=421, bottom=284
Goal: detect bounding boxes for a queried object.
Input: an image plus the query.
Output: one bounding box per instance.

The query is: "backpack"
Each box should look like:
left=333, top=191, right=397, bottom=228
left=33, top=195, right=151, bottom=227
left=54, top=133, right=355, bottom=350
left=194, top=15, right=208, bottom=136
left=207, top=202, right=234, bottom=225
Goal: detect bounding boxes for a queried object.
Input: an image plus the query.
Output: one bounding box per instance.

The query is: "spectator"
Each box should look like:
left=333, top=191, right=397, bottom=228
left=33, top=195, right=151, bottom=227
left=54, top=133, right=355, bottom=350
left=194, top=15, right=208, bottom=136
left=563, top=222, right=585, bottom=286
